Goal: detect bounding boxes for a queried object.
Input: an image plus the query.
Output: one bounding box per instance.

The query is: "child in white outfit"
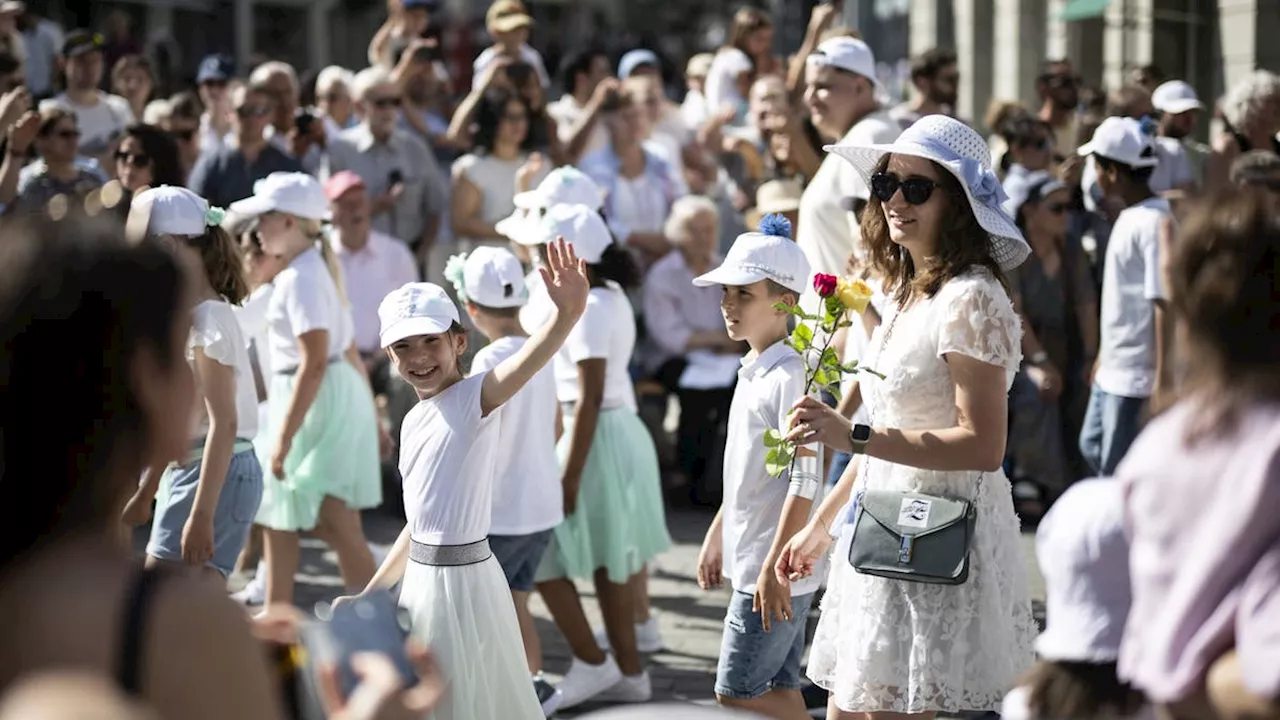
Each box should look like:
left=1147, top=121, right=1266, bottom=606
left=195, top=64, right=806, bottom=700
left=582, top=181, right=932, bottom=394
left=346, top=238, right=589, bottom=720
left=445, top=245, right=565, bottom=715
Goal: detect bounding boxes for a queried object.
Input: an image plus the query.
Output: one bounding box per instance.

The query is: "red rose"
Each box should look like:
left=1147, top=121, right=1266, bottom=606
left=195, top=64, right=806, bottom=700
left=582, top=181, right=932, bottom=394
left=813, top=273, right=838, bottom=297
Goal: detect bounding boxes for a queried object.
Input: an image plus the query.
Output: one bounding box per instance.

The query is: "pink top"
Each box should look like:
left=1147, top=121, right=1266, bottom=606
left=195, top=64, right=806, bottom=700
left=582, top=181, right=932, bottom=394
left=1117, top=397, right=1280, bottom=703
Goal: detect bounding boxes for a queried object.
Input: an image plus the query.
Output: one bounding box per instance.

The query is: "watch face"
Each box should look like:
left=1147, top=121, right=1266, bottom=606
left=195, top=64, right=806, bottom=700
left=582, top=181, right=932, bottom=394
left=852, top=424, right=872, bottom=442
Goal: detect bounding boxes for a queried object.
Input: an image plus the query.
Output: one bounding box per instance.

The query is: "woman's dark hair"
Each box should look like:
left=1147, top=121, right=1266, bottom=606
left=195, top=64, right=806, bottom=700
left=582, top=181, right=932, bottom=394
left=37, top=107, right=75, bottom=137
left=590, top=243, right=641, bottom=290
left=1003, top=115, right=1053, bottom=150
left=0, top=214, right=187, bottom=563
left=121, top=124, right=184, bottom=187
left=1167, top=189, right=1280, bottom=436
left=1022, top=661, right=1146, bottom=719
left=862, top=154, right=1008, bottom=305
left=471, top=86, right=535, bottom=154
left=183, top=225, right=249, bottom=304
left=727, top=7, right=772, bottom=55
left=559, top=46, right=608, bottom=95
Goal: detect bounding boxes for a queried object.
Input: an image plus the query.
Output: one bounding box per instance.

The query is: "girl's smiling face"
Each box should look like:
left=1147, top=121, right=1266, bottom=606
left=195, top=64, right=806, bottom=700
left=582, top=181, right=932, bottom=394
left=386, top=331, right=467, bottom=397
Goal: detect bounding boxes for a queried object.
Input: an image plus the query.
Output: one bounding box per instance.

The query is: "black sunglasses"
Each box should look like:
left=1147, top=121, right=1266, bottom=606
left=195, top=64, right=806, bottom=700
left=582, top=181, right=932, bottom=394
left=870, top=171, right=941, bottom=205
left=114, top=150, right=150, bottom=168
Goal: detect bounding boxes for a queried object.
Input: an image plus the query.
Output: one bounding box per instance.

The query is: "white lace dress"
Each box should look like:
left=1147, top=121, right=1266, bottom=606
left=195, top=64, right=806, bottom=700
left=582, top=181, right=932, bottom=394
left=807, top=267, right=1038, bottom=714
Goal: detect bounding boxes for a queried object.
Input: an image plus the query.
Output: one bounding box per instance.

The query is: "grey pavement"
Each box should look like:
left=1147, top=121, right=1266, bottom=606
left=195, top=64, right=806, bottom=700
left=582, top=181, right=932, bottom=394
left=212, top=504, right=1045, bottom=716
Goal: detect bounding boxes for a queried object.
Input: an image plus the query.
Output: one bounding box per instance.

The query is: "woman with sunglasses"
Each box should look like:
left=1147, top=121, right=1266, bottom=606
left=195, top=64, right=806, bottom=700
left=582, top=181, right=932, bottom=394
left=115, top=124, right=184, bottom=194
left=1002, top=171, right=1099, bottom=516
left=774, top=115, right=1038, bottom=720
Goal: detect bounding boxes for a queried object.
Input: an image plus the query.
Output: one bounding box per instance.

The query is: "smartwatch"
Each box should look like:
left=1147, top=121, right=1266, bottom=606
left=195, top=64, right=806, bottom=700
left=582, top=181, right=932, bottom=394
left=848, top=423, right=872, bottom=455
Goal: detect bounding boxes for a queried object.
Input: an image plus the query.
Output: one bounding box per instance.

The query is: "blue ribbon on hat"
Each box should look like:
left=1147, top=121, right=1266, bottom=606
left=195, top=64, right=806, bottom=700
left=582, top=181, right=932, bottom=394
left=952, top=156, right=1009, bottom=209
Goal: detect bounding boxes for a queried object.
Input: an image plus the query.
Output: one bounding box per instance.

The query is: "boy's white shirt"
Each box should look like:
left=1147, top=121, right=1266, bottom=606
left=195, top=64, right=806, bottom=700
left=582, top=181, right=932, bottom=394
left=470, top=335, right=564, bottom=536
left=721, top=339, right=825, bottom=597
left=1095, top=196, right=1170, bottom=398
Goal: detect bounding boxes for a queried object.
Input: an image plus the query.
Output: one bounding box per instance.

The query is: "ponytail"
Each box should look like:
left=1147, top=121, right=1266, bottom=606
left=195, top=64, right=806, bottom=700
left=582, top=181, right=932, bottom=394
left=193, top=225, right=250, bottom=304
left=590, top=243, right=641, bottom=290
left=299, top=217, right=348, bottom=306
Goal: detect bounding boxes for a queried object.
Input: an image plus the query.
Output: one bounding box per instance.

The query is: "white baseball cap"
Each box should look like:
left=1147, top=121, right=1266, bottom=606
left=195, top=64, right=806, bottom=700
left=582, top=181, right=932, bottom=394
left=378, top=282, right=461, bottom=348
left=513, top=167, right=605, bottom=211
left=806, top=37, right=884, bottom=93
left=1152, top=80, right=1203, bottom=115
left=1034, top=478, right=1132, bottom=663
left=1077, top=116, right=1159, bottom=169
left=693, top=216, right=811, bottom=294
left=131, top=186, right=212, bottom=237
left=525, top=203, right=614, bottom=264
left=229, top=172, right=332, bottom=221
left=463, top=246, right=528, bottom=308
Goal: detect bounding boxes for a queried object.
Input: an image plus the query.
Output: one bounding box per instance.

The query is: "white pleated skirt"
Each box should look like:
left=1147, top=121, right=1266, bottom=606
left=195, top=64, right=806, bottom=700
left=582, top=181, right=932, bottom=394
left=398, top=555, right=543, bottom=720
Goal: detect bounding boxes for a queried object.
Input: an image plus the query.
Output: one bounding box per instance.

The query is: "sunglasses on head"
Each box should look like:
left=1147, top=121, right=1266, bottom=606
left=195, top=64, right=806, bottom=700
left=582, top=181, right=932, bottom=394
left=870, top=171, right=941, bottom=205
left=114, top=149, right=150, bottom=168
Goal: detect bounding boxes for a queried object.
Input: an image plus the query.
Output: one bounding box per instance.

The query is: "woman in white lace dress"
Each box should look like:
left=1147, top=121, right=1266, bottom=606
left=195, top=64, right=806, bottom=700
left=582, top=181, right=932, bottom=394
left=776, top=115, right=1038, bottom=718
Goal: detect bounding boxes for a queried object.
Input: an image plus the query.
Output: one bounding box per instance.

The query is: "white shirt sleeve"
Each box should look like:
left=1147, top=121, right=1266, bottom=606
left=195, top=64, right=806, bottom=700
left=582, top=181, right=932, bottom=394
left=190, top=303, right=237, bottom=366
left=470, top=345, right=501, bottom=375
left=562, top=292, right=611, bottom=363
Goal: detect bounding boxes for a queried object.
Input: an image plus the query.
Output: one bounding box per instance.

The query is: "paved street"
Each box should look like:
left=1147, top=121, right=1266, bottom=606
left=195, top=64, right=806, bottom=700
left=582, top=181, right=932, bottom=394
left=215, top=504, right=1045, bottom=716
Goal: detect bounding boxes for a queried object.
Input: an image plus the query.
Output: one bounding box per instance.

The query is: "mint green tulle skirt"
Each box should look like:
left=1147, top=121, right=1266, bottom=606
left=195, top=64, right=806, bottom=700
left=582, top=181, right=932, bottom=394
left=255, top=361, right=382, bottom=531
left=536, top=406, right=672, bottom=584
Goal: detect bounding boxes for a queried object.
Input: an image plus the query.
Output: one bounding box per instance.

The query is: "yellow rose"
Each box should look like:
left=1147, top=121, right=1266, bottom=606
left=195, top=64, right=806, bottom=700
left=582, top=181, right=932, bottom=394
left=836, top=277, right=874, bottom=314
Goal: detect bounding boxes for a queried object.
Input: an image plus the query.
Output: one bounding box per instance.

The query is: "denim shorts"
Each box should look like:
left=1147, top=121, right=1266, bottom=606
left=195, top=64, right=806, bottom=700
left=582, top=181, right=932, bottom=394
left=715, top=589, right=816, bottom=700
left=146, top=446, right=264, bottom=577
left=489, top=529, right=554, bottom=592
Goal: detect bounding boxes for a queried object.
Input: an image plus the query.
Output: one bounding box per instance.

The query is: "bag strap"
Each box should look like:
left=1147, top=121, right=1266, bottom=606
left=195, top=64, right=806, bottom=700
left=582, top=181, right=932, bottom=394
left=863, top=302, right=985, bottom=500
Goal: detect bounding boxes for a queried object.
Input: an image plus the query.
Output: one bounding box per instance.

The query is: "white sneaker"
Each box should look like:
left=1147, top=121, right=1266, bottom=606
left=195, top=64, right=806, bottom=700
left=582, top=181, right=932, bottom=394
left=533, top=674, right=563, bottom=717
left=596, top=671, right=653, bottom=703
left=594, top=617, right=663, bottom=653
left=635, top=617, right=662, bottom=653
left=555, top=655, right=623, bottom=711
left=230, top=563, right=266, bottom=606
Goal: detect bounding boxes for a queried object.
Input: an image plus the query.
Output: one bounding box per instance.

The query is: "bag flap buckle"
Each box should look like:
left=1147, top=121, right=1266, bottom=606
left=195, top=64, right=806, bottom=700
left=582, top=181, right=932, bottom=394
left=898, top=535, right=913, bottom=564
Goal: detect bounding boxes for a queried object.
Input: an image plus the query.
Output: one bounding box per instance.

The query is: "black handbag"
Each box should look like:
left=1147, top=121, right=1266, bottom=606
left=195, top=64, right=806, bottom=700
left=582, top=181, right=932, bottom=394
left=844, top=308, right=979, bottom=585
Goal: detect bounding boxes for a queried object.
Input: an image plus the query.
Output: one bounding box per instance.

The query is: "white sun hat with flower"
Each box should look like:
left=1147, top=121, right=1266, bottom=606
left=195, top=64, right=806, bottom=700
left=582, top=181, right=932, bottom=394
left=825, top=114, right=1031, bottom=271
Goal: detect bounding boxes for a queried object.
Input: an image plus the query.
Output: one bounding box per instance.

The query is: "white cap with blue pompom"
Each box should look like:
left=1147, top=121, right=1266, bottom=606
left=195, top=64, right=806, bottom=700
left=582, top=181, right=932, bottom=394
left=692, top=213, right=812, bottom=295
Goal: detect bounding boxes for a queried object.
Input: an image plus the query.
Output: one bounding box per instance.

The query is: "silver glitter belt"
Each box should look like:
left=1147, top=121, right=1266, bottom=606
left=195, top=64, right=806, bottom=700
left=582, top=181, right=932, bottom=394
left=408, top=538, right=492, bottom=567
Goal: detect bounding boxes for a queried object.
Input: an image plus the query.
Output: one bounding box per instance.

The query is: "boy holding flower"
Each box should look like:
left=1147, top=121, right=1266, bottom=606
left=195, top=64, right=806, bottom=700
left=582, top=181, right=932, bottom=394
left=690, top=215, right=832, bottom=720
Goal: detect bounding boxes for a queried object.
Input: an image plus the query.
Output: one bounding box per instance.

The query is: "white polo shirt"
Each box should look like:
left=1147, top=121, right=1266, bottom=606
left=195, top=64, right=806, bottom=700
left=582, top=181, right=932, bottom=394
left=471, top=336, right=563, bottom=536
left=1095, top=197, right=1170, bottom=398
left=722, top=340, right=825, bottom=597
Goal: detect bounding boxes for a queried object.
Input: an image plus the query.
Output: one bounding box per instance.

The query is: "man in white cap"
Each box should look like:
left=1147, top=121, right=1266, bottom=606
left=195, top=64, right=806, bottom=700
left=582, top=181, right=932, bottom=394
left=796, top=36, right=899, bottom=301
left=1152, top=79, right=1210, bottom=187
left=1076, top=117, right=1173, bottom=476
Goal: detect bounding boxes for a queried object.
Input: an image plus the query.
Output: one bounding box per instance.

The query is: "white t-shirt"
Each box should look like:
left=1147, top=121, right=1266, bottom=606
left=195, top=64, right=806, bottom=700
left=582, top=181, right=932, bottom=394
left=40, top=92, right=134, bottom=158
left=1095, top=197, right=1170, bottom=398
left=554, top=284, right=637, bottom=411
left=703, top=48, right=752, bottom=120
left=265, top=248, right=355, bottom=372
left=471, top=335, right=563, bottom=535
left=399, top=372, right=501, bottom=545
left=722, top=340, right=825, bottom=597
left=1149, top=137, right=1193, bottom=192
left=797, top=110, right=900, bottom=306
left=188, top=300, right=260, bottom=442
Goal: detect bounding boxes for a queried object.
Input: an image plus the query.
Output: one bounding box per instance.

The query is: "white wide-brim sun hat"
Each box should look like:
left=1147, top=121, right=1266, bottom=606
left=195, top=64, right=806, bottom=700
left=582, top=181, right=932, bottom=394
left=825, top=114, right=1031, bottom=271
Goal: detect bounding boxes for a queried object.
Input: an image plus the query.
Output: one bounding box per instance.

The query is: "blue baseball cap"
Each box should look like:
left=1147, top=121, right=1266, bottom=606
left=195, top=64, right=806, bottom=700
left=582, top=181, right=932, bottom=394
left=197, top=54, right=234, bottom=85
left=618, top=49, right=660, bottom=80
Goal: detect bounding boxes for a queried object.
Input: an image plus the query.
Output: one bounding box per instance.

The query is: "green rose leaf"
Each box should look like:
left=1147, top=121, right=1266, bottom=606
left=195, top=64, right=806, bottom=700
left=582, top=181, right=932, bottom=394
left=821, top=347, right=841, bottom=370
left=840, top=360, right=860, bottom=373
left=765, top=445, right=794, bottom=477
left=763, top=428, right=783, bottom=447
left=791, top=323, right=813, bottom=350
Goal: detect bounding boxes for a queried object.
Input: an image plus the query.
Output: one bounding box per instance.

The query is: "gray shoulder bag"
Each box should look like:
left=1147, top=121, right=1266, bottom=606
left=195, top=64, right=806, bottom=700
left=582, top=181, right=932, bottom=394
left=845, top=309, right=980, bottom=586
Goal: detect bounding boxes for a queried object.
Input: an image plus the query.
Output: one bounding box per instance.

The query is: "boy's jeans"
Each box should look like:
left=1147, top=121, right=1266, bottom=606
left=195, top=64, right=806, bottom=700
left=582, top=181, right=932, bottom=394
left=1078, top=384, right=1146, bottom=475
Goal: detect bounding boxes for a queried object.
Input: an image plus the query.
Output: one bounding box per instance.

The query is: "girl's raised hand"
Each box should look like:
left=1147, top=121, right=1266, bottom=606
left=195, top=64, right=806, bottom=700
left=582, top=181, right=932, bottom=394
left=538, top=236, right=589, bottom=321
